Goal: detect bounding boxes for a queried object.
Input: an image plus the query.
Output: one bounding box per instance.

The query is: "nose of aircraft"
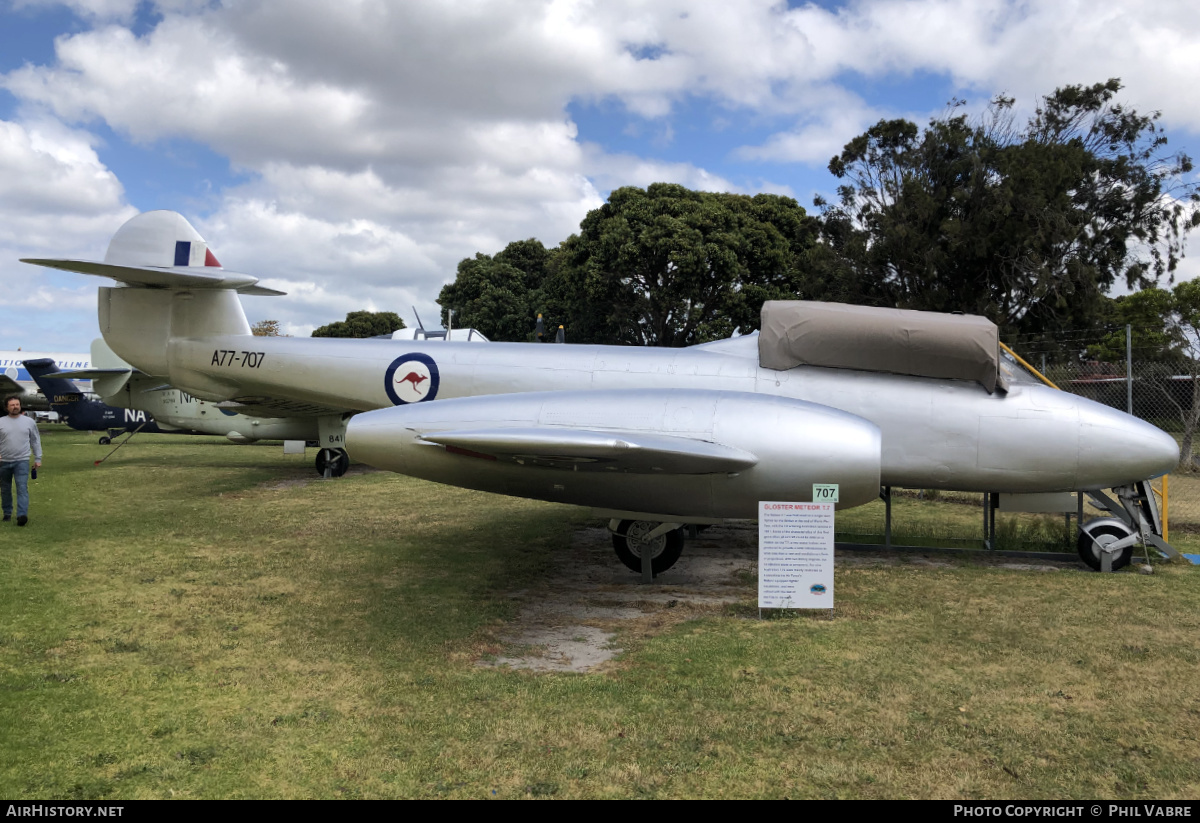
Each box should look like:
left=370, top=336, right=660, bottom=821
left=1076, top=396, right=1179, bottom=489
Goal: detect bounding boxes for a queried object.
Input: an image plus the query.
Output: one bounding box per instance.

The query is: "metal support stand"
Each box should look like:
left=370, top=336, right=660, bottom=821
left=983, top=492, right=992, bottom=550
left=990, top=492, right=997, bottom=550
left=883, top=486, right=892, bottom=550
left=638, top=522, right=681, bottom=584
left=1076, top=492, right=1084, bottom=545
left=1101, top=545, right=1116, bottom=573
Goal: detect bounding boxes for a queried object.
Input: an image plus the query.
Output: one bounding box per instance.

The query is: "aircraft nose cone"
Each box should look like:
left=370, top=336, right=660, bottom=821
left=1077, top=398, right=1179, bottom=488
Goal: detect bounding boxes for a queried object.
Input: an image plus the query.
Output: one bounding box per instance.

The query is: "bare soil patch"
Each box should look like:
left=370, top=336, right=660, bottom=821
left=481, top=521, right=1089, bottom=673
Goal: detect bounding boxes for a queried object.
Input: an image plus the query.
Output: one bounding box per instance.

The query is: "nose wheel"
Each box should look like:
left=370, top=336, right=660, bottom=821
left=1077, top=520, right=1135, bottom=571
left=315, top=447, right=349, bottom=478
left=611, top=520, right=685, bottom=577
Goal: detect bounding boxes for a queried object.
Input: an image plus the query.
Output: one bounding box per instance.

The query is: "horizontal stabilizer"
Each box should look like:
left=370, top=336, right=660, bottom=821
left=19, top=258, right=280, bottom=293
left=44, top=367, right=133, bottom=381
left=418, top=427, right=759, bottom=474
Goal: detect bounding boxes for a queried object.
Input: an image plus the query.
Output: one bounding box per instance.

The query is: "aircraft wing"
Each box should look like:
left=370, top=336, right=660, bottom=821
left=0, top=373, right=25, bottom=395
left=216, top=398, right=353, bottom=418
left=417, top=427, right=759, bottom=474
left=44, top=367, right=132, bottom=380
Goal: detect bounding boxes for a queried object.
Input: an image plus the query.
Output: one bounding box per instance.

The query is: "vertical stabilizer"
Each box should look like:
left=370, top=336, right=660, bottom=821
left=23, top=211, right=261, bottom=377
left=104, top=210, right=223, bottom=269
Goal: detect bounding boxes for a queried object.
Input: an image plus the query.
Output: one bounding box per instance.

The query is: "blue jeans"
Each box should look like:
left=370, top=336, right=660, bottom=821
left=0, top=460, right=29, bottom=518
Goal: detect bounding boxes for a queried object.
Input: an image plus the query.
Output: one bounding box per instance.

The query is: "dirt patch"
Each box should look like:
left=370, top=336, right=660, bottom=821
left=258, top=464, right=380, bottom=491
left=479, top=523, right=756, bottom=673
left=481, top=521, right=1087, bottom=673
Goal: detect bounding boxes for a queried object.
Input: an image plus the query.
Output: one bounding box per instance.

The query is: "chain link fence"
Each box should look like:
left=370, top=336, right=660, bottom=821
left=1042, top=353, right=1198, bottom=541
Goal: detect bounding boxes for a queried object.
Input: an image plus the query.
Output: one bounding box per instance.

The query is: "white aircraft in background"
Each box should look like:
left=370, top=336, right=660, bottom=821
left=0, top=350, right=90, bottom=411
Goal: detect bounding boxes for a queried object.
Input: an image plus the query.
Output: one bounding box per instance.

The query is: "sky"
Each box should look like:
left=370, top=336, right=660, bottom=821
left=1, top=0, right=1199, bottom=352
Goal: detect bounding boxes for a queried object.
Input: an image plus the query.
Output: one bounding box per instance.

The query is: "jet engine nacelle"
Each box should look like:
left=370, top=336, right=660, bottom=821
left=346, top=389, right=882, bottom=519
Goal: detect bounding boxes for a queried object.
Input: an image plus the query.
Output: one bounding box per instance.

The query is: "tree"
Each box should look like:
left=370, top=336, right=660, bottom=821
left=1089, top=284, right=1200, bottom=470
left=436, top=240, right=555, bottom=341
left=818, top=79, right=1200, bottom=338
left=438, top=184, right=819, bottom=347
left=544, top=184, right=819, bottom=346
left=311, top=311, right=406, bottom=338
left=251, top=319, right=285, bottom=337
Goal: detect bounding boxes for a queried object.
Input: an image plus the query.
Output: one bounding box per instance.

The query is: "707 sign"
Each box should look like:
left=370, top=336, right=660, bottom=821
left=813, top=484, right=839, bottom=503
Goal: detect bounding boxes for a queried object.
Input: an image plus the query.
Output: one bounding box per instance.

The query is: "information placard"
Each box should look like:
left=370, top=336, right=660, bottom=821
left=758, top=501, right=835, bottom=609
left=813, top=483, right=839, bottom=503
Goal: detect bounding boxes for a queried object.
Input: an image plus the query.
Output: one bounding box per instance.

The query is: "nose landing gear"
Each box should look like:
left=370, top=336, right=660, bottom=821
left=1077, top=519, right=1136, bottom=571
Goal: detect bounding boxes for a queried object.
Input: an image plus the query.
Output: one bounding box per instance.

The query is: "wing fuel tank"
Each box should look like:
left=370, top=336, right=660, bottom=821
left=346, top=389, right=882, bottom=519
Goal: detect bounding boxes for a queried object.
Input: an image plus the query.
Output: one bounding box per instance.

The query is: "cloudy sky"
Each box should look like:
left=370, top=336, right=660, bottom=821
left=2, top=0, right=1199, bottom=352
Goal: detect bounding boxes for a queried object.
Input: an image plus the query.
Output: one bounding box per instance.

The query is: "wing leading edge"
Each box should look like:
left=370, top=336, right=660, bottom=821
left=417, top=427, right=759, bottom=474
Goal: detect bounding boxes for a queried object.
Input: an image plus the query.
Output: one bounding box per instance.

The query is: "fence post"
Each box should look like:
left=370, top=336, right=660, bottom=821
left=1127, top=323, right=1133, bottom=415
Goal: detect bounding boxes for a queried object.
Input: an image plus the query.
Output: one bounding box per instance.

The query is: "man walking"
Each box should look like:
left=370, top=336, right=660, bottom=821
left=0, top=396, right=41, bottom=526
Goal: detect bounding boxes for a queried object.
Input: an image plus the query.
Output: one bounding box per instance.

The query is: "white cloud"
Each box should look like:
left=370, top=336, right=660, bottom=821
left=735, top=89, right=888, bottom=165
left=0, top=116, right=136, bottom=348
left=3, top=0, right=1200, bottom=346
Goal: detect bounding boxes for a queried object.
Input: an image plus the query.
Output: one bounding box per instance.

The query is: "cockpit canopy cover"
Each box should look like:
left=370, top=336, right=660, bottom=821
left=759, top=301, right=1000, bottom=393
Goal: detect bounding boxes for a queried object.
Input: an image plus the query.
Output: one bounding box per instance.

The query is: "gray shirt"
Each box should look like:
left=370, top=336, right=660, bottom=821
left=0, top=414, right=42, bottom=462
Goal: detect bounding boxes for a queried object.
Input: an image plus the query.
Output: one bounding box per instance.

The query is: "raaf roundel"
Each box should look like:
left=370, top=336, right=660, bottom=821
left=384, top=353, right=440, bottom=405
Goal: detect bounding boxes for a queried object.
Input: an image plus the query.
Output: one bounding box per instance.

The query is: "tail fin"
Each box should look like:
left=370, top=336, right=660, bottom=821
left=21, top=211, right=283, bottom=378
left=23, top=359, right=87, bottom=411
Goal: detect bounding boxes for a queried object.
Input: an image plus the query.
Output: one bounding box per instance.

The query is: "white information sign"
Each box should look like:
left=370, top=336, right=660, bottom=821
left=758, top=501, right=835, bottom=609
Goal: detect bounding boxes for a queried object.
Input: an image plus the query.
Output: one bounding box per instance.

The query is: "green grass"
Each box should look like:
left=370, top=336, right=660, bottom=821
left=3, top=427, right=1200, bottom=799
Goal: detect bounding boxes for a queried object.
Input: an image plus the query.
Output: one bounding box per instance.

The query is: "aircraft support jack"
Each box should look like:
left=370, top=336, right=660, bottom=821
left=1078, top=481, right=1179, bottom=571
left=881, top=486, right=892, bottom=549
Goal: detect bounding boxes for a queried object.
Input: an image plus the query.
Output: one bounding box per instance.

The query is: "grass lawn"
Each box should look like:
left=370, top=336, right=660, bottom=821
left=2, top=427, right=1199, bottom=799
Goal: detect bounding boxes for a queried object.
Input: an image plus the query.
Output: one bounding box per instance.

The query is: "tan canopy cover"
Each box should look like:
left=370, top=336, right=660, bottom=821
left=759, top=301, right=1000, bottom=393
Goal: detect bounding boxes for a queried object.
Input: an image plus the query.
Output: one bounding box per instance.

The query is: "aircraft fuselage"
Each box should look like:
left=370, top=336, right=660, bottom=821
left=161, top=333, right=1176, bottom=495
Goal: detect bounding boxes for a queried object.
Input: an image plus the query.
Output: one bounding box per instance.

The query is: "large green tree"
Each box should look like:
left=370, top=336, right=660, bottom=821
left=817, top=79, right=1199, bottom=337
left=311, top=310, right=405, bottom=338
left=438, top=184, right=819, bottom=346
left=553, top=184, right=818, bottom=346
left=437, top=239, right=555, bottom=341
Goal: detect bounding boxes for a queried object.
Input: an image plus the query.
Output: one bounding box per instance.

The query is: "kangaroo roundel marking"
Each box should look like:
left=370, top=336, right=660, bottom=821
left=384, top=353, right=440, bottom=405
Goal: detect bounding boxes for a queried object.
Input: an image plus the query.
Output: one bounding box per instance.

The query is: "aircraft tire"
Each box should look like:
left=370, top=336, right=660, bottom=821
left=98, top=436, right=111, bottom=445
left=1077, top=520, right=1135, bottom=571
left=315, top=448, right=350, bottom=478
left=611, top=520, right=685, bottom=577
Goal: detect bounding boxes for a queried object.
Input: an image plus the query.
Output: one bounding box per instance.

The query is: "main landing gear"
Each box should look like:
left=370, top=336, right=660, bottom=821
left=315, top=447, right=349, bottom=478
left=609, top=519, right=686, bottom=577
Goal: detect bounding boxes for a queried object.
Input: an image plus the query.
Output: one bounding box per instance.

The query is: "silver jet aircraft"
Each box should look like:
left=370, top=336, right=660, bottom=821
left=23, top=211, right=1179, bottom=573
